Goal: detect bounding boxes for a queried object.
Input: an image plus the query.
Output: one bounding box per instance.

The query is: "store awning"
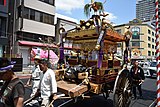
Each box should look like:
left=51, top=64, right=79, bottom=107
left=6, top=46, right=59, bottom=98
left=18, top=40, right=58, bottom=48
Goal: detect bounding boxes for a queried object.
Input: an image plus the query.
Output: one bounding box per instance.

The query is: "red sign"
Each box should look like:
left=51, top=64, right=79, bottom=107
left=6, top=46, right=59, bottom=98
left=4, top=0, right=6, bottom=6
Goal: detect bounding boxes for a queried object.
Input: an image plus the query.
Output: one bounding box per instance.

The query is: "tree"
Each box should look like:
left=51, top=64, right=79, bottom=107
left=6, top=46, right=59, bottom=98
left=84, top=0, right=106, bottom=18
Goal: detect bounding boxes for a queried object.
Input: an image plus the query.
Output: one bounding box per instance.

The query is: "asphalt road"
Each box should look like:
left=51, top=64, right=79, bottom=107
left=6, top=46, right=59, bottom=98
left=21, top=77, right=156, bottom=107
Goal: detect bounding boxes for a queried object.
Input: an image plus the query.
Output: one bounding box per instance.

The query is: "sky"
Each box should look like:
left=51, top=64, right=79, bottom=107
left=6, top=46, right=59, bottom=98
left=55, top=0, right=137, bottom=25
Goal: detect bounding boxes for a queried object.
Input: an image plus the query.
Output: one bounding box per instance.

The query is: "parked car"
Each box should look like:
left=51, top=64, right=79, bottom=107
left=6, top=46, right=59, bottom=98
left=144, top=61, right=156, bottom=77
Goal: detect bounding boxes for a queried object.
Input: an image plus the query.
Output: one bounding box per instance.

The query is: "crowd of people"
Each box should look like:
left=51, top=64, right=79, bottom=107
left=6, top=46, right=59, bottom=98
left=0, top=55, right=146, bottom=107
left=0, top=57, right=58, bottom=107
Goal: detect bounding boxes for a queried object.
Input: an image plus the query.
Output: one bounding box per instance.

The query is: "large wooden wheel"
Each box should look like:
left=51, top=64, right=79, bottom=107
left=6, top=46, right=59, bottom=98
left=113, top=69, right=132, bottom=107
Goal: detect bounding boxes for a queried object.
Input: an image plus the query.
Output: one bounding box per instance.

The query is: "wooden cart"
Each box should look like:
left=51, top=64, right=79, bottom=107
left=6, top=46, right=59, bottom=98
left=54, top=1, right=132, bottom=107
left=55, top=20, right=132, bottom=107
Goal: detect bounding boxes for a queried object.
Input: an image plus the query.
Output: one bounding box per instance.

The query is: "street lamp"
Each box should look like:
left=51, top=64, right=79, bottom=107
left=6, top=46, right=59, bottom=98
left=39, top=37, right=50, bottom=61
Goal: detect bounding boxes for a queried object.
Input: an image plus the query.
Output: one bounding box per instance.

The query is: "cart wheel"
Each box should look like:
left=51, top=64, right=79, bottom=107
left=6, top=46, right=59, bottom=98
left=113, top=69, right=132, bottom=107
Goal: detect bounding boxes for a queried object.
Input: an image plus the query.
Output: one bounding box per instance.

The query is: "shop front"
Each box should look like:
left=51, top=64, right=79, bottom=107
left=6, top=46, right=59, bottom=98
left=18, top=40, right=58, bottom=67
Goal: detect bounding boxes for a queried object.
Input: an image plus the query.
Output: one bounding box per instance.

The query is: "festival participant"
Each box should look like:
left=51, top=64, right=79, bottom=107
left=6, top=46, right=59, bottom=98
left=35, top=59, right=57, bottom=107
left=130, top=60, right=145, bottom=99
left=0, top=58, right=25, bottom=107
left=26, top=55, right=42, bottom=106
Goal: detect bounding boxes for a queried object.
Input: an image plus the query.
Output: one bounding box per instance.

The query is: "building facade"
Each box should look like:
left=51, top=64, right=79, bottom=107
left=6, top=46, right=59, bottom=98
left=55, top=13, right=78, bottom=56
left=0, top=0, right=9, bottom=57
left=114, top=19, right=156, bottom=60
left=136, top=0, right=155, bottom=22
left=8, top=0, right=56, bottom=66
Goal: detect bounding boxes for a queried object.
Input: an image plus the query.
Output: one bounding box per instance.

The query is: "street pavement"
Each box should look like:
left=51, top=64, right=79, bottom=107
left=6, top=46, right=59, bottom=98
left=130, top=77, right=156, bottom=107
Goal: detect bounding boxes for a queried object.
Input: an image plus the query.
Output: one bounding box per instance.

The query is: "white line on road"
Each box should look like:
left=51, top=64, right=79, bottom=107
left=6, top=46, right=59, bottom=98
left=149, top=99, right=157, bottom=107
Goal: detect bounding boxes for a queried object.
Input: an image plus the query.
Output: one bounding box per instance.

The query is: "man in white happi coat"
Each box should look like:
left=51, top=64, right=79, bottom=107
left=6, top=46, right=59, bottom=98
left=26, top=55, right=42, bottom=106
left=36, top=59, right=57, bottom=107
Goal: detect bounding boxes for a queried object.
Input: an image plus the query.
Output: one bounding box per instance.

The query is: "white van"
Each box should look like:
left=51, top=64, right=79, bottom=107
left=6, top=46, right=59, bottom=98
left=144, top=61, right=156, bottom=77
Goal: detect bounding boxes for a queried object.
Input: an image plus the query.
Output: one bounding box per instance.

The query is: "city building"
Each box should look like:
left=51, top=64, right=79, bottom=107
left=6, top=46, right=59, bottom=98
left=136, top=0, right=160, bottom=34
left=136, top=0, right=155, bottom=22
left=114, top=19, right=156, bottom=60
left=8, top=0, right=56, bottom=66
left=0, top=0, right=9, bottom=57
left=55, top=13, right=79, bottom=55
left=6, top=0, right=79, bottom=67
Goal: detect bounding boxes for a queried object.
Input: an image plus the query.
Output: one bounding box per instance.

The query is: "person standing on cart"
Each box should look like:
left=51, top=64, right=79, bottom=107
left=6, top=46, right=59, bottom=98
left=35, top=59, right=58, bottom=107
left=26, top=55, right=43, bottom=106
left=130, top=60, right=145, bottom=99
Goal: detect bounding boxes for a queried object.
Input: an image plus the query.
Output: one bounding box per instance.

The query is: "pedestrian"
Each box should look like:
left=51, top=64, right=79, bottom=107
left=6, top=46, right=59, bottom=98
left=130, top=60, right=145, bottom=99
left=25, top=55, right=42, bottom=106
left=0, top=58, right=25, bottom=107
left=35, top=59, right=58, bottom=107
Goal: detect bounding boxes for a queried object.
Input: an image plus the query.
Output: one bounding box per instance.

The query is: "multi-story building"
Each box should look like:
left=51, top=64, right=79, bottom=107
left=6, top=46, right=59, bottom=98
left=114, top=19, right=156, bottom=60
left=0, top=0, right=9, bottom=57
left=136, top=0, right=160, bottom=47
left=8, top=0, right=56, bottom=66
left=136, top=0, right=155, bottom=22
left=55, top=13, right=78, bottom=52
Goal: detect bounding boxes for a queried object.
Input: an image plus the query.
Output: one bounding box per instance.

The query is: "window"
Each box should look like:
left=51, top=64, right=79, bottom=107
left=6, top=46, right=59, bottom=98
left=48, top=14, right=54, bottom=24
left=22, top=7, right=54, bottom=25
left=30, top=9, right=35, bottom=20
left=131, top=27, right=140, bottom=39
left=117, top=43, right=121, bottom=47
left=18, top=6, right=22, bottom=18
left=152, top=32, right=155, bottom=36
left=148, top=43, right=151, bottom=48
left=43, top=13, right=54, bottom=24
left=0, top=0, right=4, bottom=5
left=152, top=38, right=154, bottom=42
left=132, top=33, right=140, bottom=39
left=44, top=0, right=49, bottom=2
left=43, top=14, right=49, bottom=24
left=23, top=8, right=29, bottom=19
left=148, top=29, right=151, bottom=34
left=132, top=42, right=140, bottom=46
left=116, top=29, right=121, bottom=34
left=35, top=11, right=40, bottom=21
left=152, top=45, right=154, bottom=49
left=39, top=0, right=55, bottom=6
left=49, top=0, right=54, bottom=5
left=152, top=52, right=154, bottom=56
left=148, top=37, right=151, bottom=41
left=148, top=51, right=151, bottom=56
left=17, top=32, right=49, bottom=42
left=40, top=13, right=43, bottom=22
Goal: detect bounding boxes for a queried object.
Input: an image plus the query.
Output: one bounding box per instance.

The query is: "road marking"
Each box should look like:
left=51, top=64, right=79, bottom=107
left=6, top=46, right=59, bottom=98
left=149, top=99, right=157, bottom=107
